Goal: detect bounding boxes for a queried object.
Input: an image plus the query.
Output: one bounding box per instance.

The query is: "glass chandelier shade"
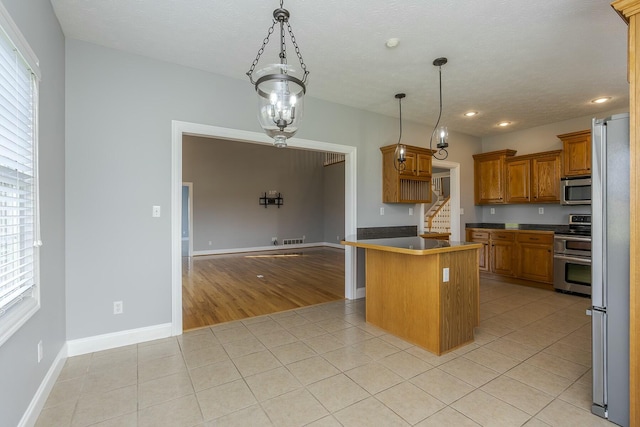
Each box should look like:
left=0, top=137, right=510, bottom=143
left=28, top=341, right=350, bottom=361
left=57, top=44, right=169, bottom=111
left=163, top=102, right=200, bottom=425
left=247, top=2, right=309, bottom=148
left=254, top=64, right=306, bottom=148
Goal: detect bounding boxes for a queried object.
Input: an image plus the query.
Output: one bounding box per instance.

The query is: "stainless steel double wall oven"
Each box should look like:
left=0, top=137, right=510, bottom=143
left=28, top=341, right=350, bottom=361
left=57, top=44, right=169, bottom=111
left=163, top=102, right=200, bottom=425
left=553, top=214, right=591, bottom=296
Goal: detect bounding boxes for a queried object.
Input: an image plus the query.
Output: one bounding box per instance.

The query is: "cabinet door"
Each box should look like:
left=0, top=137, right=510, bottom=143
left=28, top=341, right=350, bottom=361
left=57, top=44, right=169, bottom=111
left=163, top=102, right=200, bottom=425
left=506, top=159, right=531, bottom=203
left=416, top=153, right=432, bottom=177
left=562, top=132, right=591, bottom=177
left=518, top=243, right=554, bottom=283
left=399, top=153, right=416, bottom=176
left=532, top=153, right=561, bottom=202
left=466, top=229, right=490, bottom=272
left=491, top=241, right=515, bottom=276
left=476, top=158, right=505, bottom=204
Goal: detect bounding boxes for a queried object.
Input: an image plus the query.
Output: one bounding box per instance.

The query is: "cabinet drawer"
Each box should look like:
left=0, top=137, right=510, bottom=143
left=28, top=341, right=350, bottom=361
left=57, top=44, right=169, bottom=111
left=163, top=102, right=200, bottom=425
left=516, top=232, right=553, bottom=244
left=490, top=231, right=515, bottom=241
left=468, top=230, right=489, bottom=241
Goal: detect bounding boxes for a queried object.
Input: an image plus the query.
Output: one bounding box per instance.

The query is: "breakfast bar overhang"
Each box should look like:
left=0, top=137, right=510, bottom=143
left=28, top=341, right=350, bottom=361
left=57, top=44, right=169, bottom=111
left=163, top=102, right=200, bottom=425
left=342, top=237, right=483, bottom=355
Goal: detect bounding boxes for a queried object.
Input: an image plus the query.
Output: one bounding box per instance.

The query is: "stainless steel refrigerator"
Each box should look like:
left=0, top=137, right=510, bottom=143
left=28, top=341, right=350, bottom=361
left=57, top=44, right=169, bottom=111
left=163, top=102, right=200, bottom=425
left=591, top=113, right=630, bottom=426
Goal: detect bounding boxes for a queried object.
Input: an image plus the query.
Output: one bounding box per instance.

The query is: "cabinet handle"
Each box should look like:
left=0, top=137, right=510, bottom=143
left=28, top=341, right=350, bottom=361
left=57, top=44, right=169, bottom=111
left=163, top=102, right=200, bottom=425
left=530, top=238, right=539, bottom=241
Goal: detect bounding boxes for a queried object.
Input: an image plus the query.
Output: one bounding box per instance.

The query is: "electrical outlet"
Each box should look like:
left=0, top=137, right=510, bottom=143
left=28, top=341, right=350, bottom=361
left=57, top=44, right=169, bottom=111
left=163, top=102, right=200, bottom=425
left=380, top=207, right=385, bottom=215
left=37, top=340, right=43, bottom=363
left=152, top=205, right=161, bottom=217
left=443, top=267, right=450, bottom=282
left=409, top=207, right=414, bottom=216
left=113, top=301, right=123, bottom=315
left=490, top=208, right=495, bottom=214
left=460, top=208, right=465, bottom=215
left=539, top=207, right=544, bottom=215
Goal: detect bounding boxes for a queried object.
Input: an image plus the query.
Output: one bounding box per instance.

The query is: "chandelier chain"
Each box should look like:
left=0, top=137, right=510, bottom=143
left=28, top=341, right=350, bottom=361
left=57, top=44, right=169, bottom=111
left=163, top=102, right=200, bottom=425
left=246, top=20, right=278, bottom=83
left=287, top=22, right=309, bottom=82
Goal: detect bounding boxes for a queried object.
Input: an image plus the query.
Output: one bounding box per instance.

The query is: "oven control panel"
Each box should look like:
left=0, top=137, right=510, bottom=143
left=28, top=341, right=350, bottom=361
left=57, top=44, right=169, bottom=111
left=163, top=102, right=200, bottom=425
left=568, top=214, right=591, bottom=226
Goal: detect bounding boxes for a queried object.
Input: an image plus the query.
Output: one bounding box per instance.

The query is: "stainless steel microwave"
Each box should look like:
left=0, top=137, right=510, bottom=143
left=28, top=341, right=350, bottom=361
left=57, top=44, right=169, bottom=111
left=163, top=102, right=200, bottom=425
left=560, top=177, right=591, bottom=205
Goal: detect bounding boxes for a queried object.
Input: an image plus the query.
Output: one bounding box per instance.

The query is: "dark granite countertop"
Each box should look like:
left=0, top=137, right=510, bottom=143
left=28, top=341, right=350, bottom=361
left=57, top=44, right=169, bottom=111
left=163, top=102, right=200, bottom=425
left=465, top=223, right=570, bottom=234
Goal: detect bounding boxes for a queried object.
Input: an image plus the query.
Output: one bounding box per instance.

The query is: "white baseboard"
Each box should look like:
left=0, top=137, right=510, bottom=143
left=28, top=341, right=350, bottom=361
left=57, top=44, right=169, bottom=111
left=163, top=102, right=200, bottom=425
left=356, top=287, right=366, bottom=299
left=18, top=343, right=68, bottom=427
left=193, top=242, right=344, bottom=256
left=66, top=323, right=173, bottom=357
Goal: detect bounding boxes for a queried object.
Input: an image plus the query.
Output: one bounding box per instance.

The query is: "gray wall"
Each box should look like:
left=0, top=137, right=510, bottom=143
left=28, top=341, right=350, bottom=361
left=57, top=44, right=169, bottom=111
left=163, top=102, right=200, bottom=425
left=0, top=1, right=66, bottom=426
left=182, top=136, right=333, bottom=250
left=65, top=39, right=482, bottom=341
left=477, top=109, right=626, bottom=225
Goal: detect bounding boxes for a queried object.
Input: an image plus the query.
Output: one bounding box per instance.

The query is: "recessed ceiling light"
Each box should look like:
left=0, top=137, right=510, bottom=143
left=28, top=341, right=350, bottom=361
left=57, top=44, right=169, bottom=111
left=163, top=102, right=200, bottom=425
left=464, top=111, right=478, bottom=117
left=497, top=121, right=512, bottom=127
left=385, top=38, right=400, bottom=48
left=591, top=96, right=612, bottom=104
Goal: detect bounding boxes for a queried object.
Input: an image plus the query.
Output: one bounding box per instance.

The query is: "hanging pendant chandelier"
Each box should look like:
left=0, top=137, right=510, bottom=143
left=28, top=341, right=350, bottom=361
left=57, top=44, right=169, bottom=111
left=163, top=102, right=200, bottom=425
left=394, top=93, right=407, bottom=171
left=429, top=57, right=449, bottom=160
left=246, top=0, right=309, bottom=148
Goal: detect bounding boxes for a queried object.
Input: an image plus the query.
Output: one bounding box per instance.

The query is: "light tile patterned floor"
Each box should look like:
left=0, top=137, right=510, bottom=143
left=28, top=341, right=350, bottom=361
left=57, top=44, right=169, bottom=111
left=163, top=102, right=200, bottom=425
left=36, top=278, right=618, bottom=426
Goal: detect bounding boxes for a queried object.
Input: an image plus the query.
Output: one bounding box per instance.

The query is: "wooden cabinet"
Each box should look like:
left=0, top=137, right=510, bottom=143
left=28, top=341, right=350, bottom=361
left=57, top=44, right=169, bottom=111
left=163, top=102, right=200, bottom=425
left=505, top=159, right=531, bottom=203
left=466, top=229, right=489, bottom=271
left=381, top=144, right=434, bottom=203
left=559, top=130, right=591, bottom=177
left=466, top=228, right=554, bottom=284
left=490, top=231, right=516, bottom=276
left=532, top=152, right=562, bottom=202
left=517, top=232, right=554, bottom=283
left=473, top=150, right=517, bottom=205
left=505, top=150, right=562, bottom=203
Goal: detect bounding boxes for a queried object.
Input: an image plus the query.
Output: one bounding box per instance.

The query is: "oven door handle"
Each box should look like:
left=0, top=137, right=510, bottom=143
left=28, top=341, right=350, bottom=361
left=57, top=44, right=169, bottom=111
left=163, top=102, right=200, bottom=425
left=553, top=254, right=591, bottom=264
left=553, top=235, right=592, bottom=243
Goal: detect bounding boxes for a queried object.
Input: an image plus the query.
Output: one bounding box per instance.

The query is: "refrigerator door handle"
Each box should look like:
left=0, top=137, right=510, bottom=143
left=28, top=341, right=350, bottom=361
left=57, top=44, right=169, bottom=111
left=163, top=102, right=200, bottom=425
left=591, top=118, right=606, bottom=309
left=592, top=309, right=607, bottom=417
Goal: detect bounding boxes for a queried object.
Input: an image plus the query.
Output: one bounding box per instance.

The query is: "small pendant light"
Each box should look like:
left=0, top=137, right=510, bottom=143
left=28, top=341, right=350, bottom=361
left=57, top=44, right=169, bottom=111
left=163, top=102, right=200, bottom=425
left=430, top=57, right=449, bottom=160
left=394, top=93, right=407, bottom=171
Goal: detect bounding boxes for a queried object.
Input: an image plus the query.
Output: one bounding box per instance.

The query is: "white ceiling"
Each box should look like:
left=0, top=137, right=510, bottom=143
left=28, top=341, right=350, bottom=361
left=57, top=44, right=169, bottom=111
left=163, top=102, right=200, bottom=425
left=50, top=0, right=629, bottom=137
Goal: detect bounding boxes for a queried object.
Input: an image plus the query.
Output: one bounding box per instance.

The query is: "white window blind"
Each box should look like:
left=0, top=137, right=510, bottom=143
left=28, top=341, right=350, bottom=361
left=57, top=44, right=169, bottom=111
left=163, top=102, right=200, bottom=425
left=0, top=7, right=40, bottom=346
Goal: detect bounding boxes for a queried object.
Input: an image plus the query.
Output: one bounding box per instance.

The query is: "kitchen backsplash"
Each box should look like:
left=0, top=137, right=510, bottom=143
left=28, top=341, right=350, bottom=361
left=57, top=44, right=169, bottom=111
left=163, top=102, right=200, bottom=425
left=480, top=203, right=591, bottom=225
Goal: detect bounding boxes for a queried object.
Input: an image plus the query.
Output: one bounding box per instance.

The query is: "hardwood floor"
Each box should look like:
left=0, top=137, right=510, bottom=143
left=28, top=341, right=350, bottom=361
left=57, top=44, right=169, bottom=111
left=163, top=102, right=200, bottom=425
left=182, top=246, right=345, bottom=330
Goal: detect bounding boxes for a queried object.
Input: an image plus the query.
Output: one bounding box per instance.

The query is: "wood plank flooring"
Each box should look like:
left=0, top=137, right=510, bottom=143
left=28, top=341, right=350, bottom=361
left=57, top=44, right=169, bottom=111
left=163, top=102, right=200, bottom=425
left=182, top=246, right=345, bottom=330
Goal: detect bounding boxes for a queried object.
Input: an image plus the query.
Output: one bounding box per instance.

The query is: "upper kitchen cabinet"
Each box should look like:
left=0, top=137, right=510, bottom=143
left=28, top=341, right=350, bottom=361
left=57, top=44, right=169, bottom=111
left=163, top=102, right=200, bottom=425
left=380, top=144, right=434, bottom=203
left=505, top=150, right=562, bottom=203
left=473, top=150, right=517, bottom=205
left=559, top=130, right=591, bottom=177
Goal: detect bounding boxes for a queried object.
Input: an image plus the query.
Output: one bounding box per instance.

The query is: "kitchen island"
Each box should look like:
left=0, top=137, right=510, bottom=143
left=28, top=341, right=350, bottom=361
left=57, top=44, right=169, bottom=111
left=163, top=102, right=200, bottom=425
left=342, top=236, right=482, bottom=355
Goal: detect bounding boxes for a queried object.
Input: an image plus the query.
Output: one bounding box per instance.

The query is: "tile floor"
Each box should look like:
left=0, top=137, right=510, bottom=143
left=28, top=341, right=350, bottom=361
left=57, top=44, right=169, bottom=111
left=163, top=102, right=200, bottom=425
left=35, top=278, right=617, bottom=426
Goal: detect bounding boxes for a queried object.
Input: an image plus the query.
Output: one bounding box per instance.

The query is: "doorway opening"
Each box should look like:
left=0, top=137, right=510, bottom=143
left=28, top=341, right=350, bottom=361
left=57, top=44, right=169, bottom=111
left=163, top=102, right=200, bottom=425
left=420, top=159, right=461, bottom=240
left=171, top=122, right=357, bottom=335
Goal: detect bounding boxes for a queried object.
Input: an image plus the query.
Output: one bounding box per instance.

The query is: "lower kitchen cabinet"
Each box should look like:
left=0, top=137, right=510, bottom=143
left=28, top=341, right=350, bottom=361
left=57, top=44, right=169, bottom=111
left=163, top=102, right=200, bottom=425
left=466, top=228, right=554, bottom=284
left=490, top=232, right=516, bottom=276
left=517, top=232, right=554, bottom=283
left=467, top=230, right=489, bottom=271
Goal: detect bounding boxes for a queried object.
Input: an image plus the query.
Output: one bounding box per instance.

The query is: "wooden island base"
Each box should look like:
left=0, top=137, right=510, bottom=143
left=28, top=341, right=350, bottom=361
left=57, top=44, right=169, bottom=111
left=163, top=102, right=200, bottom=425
left=342, top=237, right=481, bottom=356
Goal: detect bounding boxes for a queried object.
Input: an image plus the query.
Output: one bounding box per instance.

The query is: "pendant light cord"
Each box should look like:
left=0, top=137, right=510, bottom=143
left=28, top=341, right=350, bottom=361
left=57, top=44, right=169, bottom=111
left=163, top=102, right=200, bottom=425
left=429, top=63, right=448, bottom=160
left=394, top=94, right=406, bottom=171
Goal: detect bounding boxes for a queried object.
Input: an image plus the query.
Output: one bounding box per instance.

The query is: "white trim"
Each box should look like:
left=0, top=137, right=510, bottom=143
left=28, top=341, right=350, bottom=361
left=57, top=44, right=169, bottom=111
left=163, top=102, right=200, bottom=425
left=182, top=182, right=193, bottom=257
left=431, top=159, right=461, bottom=241
left=0, top=2, right=40, bottom=80
left=193, top=242, right=346, bottom=256
left=66, top=323, right=172, bottom=357
left=17, top=344, right=67, bottom=427
left=172, top=121, right=357, bottom=335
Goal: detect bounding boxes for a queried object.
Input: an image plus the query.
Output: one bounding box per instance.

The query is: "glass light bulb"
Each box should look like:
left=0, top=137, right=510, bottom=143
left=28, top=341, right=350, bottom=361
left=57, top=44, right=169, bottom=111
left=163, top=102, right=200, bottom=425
left=270, top=92, right=278, bottom=105
left=290, top=95, right=297, bottom=106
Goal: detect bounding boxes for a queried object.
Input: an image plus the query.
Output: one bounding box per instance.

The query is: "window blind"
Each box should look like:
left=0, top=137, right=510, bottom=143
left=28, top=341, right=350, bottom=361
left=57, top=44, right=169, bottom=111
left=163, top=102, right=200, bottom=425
left=0, top=24, right=38, bottom=320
